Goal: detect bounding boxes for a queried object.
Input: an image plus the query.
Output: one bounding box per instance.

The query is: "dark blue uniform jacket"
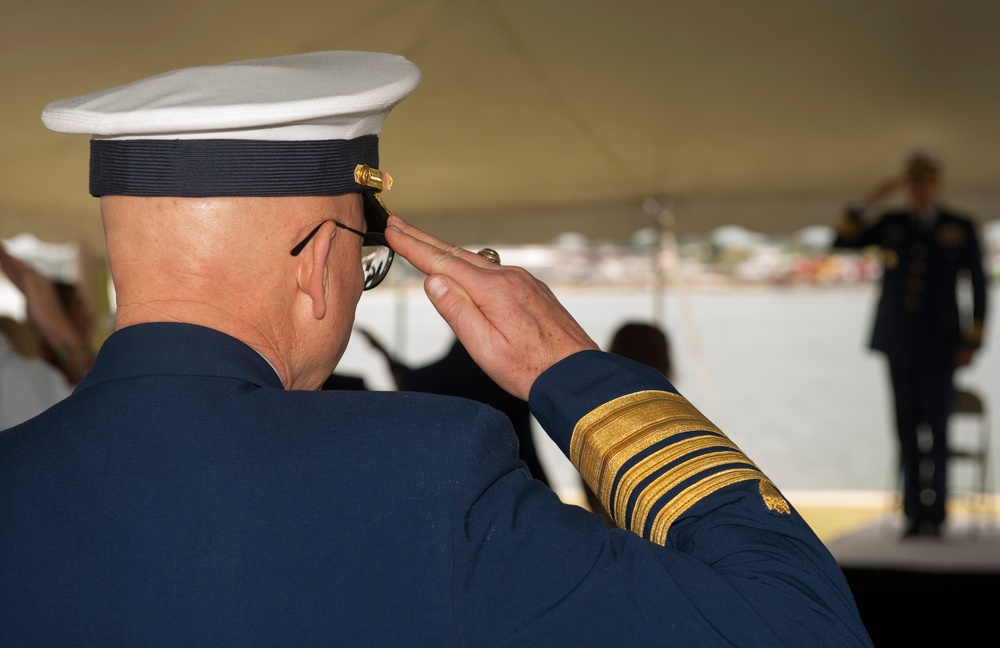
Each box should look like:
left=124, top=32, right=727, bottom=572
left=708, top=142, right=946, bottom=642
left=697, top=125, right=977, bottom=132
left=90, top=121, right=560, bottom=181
left=833, top=206, right=988, bottom=360
left=1, top=323, right=872, bottom=646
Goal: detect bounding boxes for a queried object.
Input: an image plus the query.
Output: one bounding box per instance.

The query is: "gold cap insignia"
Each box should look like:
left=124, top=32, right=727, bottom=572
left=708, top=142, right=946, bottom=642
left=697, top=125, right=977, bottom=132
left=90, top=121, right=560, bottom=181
left=355, top=164, right=392, bottom=192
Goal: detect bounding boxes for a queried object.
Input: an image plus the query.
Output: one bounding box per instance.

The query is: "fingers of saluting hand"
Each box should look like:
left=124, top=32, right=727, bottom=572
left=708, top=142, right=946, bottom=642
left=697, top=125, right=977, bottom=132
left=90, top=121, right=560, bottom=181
left=385, top=215, right=598, bottom=400
left=385, top=215, right=503, bottom=275
left=0, top=245, right=51, bottom=300
left=383, top=215, right=505, bottom=350
left=0, top=245, right=80, bottom=347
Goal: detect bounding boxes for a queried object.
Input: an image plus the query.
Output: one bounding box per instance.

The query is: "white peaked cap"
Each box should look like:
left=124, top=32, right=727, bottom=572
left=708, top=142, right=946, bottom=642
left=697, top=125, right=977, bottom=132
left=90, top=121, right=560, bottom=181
left=40, top=51, right=421, bottom=218
left=42, top=50, right=420, bottom=141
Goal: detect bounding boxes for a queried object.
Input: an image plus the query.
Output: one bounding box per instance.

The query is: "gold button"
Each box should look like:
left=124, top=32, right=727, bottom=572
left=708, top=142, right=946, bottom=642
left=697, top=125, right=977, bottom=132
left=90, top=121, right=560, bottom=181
left=905, top=295, right=922, bottom=311
left=911, top=243, right=928, bottom=258
left=883, top=250, right=899, bottom=269
left=908, top=278, right=924, bottom=293
left=910, top=259, right=926, bottom=275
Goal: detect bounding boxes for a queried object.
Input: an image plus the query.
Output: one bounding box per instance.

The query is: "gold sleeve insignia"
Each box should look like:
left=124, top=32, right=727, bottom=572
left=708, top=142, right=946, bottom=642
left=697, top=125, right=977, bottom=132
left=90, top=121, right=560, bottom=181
left=969, top=320, right=985, bottom=345
left=835, top=216, right=861, bottom=239
left=571, top=390, right=789, bottom=545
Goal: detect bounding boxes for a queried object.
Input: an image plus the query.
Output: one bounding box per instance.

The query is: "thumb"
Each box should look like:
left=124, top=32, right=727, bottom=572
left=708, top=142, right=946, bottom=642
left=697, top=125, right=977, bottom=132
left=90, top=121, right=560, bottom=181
left=424, top=274, right=493, bottom=344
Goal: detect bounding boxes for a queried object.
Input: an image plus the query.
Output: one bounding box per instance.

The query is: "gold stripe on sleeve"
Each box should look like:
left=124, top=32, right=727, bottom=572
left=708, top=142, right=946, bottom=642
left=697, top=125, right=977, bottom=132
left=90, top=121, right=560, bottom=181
left=648, top=471, right=774, bottom=545
left=570, top=391, right=724, bottom=514
left=570, top=390, right=789, bottom=545
left=630, top=449, right=757, bottom=537
left=610, top=435, right=743, bottom=526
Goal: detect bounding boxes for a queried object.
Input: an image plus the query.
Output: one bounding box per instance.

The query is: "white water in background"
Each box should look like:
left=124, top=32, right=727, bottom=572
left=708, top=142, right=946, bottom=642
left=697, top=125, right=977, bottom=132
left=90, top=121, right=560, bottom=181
left=338, top=282, right=999, bottom=496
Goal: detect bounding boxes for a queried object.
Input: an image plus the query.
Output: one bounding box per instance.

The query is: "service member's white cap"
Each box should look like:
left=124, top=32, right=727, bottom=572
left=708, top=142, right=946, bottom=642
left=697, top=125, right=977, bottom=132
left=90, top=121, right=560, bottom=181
left=903, top=150, right=942, bottom=181
left=42, top=51, right=420, bottom=232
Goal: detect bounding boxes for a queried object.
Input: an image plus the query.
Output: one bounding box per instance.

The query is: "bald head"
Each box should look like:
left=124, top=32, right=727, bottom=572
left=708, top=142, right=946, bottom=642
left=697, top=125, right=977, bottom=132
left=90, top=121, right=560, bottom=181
left=104, top=196, right=293, bottom=307
left=101, top=193, right=365, bottom=389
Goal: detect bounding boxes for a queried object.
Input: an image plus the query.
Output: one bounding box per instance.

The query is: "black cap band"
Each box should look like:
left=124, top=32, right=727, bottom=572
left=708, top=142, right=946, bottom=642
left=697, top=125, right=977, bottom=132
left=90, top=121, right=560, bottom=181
left=89, top=135, right=379, bottom=197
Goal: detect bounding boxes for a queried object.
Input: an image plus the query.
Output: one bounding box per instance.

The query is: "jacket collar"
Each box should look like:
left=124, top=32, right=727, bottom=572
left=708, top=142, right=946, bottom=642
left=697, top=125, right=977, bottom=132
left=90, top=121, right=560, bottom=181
left=77, top=322, right=284, bottom=392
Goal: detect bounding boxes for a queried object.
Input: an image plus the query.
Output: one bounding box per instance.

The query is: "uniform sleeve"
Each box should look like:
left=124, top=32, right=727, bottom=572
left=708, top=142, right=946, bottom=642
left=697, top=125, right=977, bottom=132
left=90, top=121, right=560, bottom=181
left=450, top=351, right=873, bottom=647
left=962, top=220, right=989, bottom=348
left=831, top=206, right=883, bottom=250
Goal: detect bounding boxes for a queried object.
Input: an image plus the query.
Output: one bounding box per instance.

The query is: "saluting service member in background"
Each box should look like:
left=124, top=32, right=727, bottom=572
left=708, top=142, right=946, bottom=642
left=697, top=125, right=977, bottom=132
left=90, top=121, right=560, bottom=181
left=1, top=51, right=872, bottom=646
left=833, top=152, right=989, bottom=538
left=0, top=246, right=96, bottom=385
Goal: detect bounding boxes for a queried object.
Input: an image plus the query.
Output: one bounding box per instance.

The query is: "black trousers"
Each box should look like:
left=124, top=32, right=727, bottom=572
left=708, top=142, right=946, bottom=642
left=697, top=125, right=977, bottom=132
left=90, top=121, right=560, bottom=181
left=887, top=352, right=955, bottom=527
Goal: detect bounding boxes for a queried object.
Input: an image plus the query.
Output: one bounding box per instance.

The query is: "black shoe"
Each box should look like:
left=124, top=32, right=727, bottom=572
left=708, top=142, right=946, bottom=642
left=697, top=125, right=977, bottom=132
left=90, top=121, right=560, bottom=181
left=919, top=522, right=942, bottom=538
left=901, top=521, right=941, bottom=539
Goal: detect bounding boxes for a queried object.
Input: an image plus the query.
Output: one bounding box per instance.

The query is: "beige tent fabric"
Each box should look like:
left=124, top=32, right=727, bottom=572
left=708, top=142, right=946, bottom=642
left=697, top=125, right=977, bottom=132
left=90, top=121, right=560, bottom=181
left=2, top=0, right=999, bottom=253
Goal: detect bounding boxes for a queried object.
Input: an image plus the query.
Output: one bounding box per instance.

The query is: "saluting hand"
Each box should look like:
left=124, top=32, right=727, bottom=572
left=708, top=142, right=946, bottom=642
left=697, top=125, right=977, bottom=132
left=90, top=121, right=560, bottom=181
left=863, top=177, right=903, bottom=209
left=0, top=244, right=80, bottom=350
left=385, top=215, right=598, bottom=401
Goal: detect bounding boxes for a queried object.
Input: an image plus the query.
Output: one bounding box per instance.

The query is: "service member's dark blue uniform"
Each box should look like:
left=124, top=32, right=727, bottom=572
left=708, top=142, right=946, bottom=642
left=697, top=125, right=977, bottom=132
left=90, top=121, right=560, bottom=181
left=392, top=338, right=549, bottom=486
left=833, top=206, right=988, bottom=531
left=0, top=323, right=872, bottom=646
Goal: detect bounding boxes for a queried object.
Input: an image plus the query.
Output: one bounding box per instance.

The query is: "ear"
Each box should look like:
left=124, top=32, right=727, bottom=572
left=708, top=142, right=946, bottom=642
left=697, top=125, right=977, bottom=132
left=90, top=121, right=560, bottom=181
left=294, top=222, right=336, bottom=320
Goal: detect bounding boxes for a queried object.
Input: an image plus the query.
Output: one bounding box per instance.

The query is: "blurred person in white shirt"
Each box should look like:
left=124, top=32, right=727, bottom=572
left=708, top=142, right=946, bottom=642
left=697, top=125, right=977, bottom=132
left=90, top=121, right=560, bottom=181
left=0, top=316, right=72, bottom=430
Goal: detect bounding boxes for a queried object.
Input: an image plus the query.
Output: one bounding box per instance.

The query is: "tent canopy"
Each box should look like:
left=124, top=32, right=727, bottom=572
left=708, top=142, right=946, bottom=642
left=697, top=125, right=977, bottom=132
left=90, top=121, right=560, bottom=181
left=2, top=0, right=999, bottom=254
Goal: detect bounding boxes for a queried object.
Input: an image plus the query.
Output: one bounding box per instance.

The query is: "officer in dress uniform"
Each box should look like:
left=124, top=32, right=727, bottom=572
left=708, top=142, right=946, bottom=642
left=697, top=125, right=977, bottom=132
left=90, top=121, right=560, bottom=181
left=0, top=52, right=872, bottom=646
left=833, top=152, right=989, bottom=538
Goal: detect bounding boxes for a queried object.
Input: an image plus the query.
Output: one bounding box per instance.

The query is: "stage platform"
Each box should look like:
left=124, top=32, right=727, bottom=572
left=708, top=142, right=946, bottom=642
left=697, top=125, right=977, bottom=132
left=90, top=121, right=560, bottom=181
left=809, top=495, right=1000, bottom=647
left=554, top=488, right=1000, bottom=645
